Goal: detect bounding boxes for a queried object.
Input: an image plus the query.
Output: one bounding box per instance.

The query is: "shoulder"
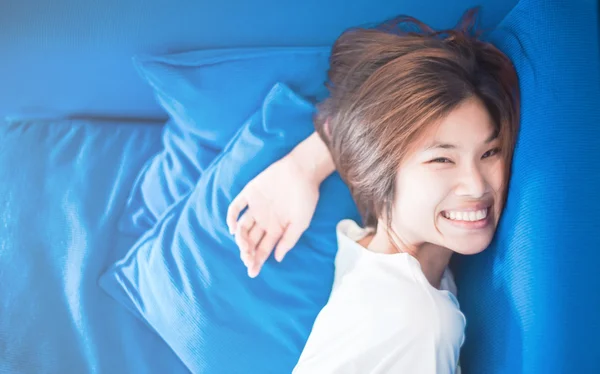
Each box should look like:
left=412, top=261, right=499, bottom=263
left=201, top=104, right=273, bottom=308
left=332, top=219, right=372, bottom=280
left=336, top=219, right=374, bottom=243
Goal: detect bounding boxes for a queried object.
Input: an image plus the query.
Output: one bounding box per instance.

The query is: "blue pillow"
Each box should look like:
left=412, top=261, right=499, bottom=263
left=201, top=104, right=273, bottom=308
left=453, top=0, right=600, bottom=373
left=100, top=83, right=361, bottom=373
left=120, top=47, right=331, bottom=235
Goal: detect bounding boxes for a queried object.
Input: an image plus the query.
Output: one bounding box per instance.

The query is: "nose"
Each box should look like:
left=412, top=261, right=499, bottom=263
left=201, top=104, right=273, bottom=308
left=455, top=163, right=488, bottom=198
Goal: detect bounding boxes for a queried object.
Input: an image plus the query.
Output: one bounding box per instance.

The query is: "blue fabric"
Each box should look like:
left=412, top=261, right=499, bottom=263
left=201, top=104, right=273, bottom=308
left=100, top=83, right=361, bottom=373
left=0, top=119, right=188, bottom=373
left=453, top=0, right=600, bottom=373
left=4, top=1, right=598, bottom=373
left=120, top=47, right=330, bottom=234
left=1, top=0, right=516, bottom=119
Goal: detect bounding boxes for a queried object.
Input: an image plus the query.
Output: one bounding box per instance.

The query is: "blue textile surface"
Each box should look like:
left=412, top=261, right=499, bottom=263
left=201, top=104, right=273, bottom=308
left=454, top=0, right=600, bottom=373
left=0, top=118, right=189, bottom=374
left=1, top=0, right=516, bottom=119
left=100, top=83, right=361, bottom=374
left=120, top=47, right=330, bottom=234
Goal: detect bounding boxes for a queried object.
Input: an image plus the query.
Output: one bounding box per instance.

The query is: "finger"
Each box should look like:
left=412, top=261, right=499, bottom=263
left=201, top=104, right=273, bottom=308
left=248, top=231, right=280, bottom=278
left=274, top=224, right=304, bottom=262
left=240, top=248, right=254, bottom=269
left=235, top=230, right=254, bottom=258
left=247, top=225, right=266, bottom=255
left=234, top=212, right=255, bottom=252
left=227, top=193, right=249, bottom=234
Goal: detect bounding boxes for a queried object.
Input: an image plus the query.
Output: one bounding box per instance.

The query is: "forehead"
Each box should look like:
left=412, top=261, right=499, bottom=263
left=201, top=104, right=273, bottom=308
left=418, top=98, right=496, bottom=149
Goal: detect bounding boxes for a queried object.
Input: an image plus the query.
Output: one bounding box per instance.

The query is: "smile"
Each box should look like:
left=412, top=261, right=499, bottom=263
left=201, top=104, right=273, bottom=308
left=441, top=207, right=492, bottom=229
left=442, top=208, right=488, bottom=221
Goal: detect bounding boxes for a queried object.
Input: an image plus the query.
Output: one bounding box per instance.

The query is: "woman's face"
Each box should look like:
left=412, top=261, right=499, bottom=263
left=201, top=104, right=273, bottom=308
left=390, top=97, right=506, bottom=255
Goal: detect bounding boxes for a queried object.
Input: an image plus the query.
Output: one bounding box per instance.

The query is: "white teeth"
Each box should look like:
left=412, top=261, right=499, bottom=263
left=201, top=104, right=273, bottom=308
left=443, top=208, right=488, bottom=222
left=475, top=210, right=485, bottom=220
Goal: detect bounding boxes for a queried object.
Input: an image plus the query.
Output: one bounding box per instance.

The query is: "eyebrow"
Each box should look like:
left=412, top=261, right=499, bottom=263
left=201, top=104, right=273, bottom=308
left=424, top=132, right=499, bottom=151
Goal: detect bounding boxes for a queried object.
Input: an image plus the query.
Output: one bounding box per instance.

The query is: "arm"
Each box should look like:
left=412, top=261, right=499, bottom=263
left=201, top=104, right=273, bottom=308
left=226, top=131, right=336, bottom=277
left=287, top=132, right=336, bottom=185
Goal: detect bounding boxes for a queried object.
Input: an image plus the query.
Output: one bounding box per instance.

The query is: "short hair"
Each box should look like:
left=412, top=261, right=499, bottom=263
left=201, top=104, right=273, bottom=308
left=315, top=8, right=520, bottom=228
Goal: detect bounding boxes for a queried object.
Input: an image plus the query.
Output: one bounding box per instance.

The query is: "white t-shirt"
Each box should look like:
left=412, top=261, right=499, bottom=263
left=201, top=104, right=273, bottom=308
left=293, top=219, right=466, bottom=374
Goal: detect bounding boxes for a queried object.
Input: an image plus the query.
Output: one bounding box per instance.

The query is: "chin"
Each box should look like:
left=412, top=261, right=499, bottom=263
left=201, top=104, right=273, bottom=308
left=448, top=235, right=495, bottom=255
left=436, top=205, right=502, bottom=256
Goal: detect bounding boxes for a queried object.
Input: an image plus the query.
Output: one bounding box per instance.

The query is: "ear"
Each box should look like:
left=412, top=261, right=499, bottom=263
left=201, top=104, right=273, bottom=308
left=324, top=119, right=332, bottom=139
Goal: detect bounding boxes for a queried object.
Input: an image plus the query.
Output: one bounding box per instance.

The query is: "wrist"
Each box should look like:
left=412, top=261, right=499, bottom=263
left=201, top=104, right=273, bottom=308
left=288, top=132, right=335, bottom=185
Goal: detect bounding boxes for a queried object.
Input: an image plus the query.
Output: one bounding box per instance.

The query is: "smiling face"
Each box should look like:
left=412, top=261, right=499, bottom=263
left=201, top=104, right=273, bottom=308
left=388, top=97, right=506, bottom=255
left=319, top=17, right=519, bottom=253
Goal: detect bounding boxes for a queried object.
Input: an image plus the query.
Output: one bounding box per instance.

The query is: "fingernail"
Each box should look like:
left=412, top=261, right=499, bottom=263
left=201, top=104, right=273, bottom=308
left=275, top=250, right=286, bottom=262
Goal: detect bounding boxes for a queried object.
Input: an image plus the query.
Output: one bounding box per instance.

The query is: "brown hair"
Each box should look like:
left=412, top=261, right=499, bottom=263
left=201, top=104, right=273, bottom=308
left=315, top=8, right=520, bottom=228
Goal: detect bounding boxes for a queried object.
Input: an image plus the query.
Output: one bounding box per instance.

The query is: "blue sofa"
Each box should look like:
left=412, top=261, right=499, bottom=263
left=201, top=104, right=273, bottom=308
left=1, top=0, right=598, bottom=373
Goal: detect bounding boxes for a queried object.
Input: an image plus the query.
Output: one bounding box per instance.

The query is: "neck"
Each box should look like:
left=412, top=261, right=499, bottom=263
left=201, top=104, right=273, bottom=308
left=365, top=228, right=453, bottom=289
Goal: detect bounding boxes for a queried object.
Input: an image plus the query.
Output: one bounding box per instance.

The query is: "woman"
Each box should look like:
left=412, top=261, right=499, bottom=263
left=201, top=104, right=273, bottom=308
left=227, top=8, right=519, bottom=373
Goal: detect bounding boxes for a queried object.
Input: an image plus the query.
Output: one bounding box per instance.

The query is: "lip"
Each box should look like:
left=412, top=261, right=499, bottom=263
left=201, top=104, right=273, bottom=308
left=442, top=202, right=492, bottom=212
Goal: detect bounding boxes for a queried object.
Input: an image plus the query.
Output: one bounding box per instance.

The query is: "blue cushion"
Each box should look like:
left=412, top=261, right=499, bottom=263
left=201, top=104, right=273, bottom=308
left=100, top=83, right=361, bottom=373
left=453, top=0, right=600, bottom=372
left=120, top=47, right=330, bottom=234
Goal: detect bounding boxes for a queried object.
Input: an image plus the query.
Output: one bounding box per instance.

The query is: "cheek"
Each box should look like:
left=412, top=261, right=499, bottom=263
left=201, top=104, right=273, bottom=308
left=487, top=159, right=507, bottom=201
left=394, top=172, right=449, bottom=224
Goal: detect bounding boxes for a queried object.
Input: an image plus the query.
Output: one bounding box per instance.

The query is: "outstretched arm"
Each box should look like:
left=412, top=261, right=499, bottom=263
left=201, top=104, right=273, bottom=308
left=226, top=131, right=335, bottom=278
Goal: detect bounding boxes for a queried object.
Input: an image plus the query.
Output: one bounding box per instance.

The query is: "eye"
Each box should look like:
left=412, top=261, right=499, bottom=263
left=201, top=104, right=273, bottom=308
left=482, top=147, right=501, bottom=159
left=429, top=157, right=453, bottom=164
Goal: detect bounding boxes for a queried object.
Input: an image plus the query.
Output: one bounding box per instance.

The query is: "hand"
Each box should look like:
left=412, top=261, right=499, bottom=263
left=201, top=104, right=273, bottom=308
left=226, top=154, right=320, bottom=278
